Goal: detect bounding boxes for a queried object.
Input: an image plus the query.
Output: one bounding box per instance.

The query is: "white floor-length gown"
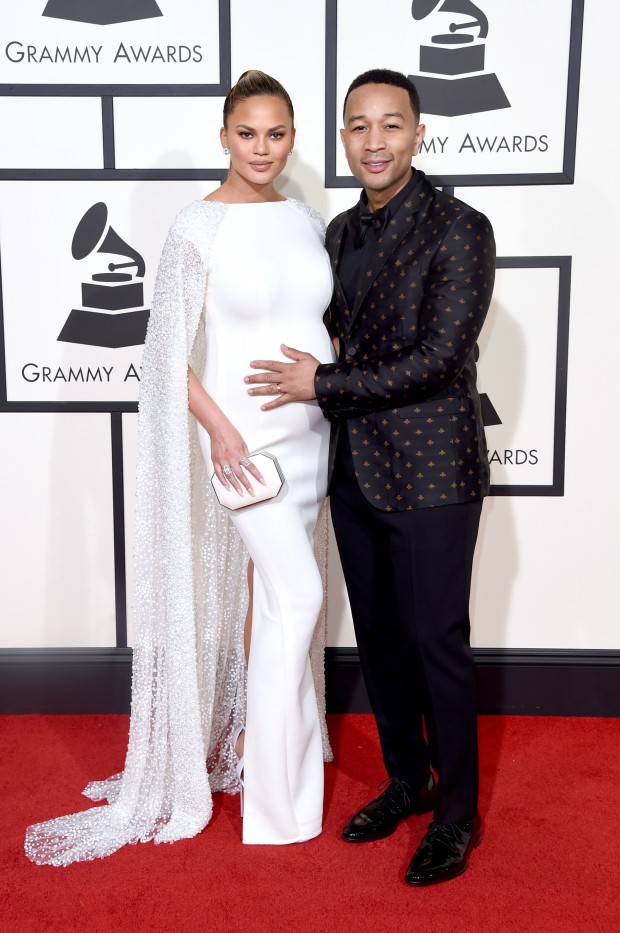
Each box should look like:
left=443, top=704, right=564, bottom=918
left=23, top=198, right=333, bottom=866
left=198, top=200, right=334, bottom=843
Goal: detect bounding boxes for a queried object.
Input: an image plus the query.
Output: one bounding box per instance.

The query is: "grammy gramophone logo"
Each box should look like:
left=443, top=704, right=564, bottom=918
left=57, top=203, right=150, bottom=349
left=409, top=0, right=510, bottom=117
left=42, top=0, right=163, bottom=27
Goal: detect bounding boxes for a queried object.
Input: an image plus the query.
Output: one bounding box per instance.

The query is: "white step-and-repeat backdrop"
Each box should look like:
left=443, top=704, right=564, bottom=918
left=1, top=0, right=617, bottom=653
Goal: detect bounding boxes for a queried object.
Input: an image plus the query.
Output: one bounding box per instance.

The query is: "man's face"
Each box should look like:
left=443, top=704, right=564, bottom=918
left=340, top=83, right=425, bottom=209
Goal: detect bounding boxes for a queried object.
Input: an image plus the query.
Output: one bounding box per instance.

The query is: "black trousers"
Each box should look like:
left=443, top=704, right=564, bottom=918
left=330, top=432, right=482, bottom=823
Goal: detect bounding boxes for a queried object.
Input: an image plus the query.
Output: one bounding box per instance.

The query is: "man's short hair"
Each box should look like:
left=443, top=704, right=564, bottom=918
left=343, top=69, right=421, bottom=122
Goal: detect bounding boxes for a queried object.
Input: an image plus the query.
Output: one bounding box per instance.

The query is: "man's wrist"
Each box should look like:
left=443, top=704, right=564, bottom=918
left=314, top=362, right=338, bottom=411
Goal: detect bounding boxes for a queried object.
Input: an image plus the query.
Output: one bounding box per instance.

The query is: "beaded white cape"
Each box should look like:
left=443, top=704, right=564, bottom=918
left=24, top=199, right=332, bottom=866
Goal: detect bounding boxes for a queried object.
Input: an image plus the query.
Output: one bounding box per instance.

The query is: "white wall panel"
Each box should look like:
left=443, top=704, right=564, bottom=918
left=0, top=180, right=206, bottom=408
left=114, top=97, right=227, bottom=169
left=228, top=0, right=330, bottom=218
left=471, top=493, right=619, bottom=650
left=0, top=413, right=116, bottom=647
left=0, top=97, right=103, bottom=169
left=331, top=0, right=573, bottom=182
left=0, top=1, right=222, bottom=88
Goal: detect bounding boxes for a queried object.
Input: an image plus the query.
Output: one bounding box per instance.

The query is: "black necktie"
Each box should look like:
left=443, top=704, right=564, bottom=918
left=348, top=205, right=389, bottom=248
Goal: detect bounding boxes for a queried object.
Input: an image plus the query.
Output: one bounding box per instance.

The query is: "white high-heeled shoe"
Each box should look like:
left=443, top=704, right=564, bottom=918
left=231, top=723, right=245, bottom=816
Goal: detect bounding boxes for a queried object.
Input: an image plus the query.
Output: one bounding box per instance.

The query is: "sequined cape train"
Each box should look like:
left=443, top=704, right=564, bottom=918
left=24, top=199, right=333, bottom=866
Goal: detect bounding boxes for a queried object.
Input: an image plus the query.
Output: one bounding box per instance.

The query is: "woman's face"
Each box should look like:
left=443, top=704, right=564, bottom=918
left=221, top=94, right=295, bottom=190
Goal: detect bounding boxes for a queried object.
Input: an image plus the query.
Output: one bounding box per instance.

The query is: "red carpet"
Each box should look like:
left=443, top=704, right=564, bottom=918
left=1, top=714, right=619, bottom=933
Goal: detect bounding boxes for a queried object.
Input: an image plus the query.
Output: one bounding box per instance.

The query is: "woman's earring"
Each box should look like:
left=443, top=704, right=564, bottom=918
left=289, top=149, right=293, bottom=155
left=223, top=147, right=230, bottom=155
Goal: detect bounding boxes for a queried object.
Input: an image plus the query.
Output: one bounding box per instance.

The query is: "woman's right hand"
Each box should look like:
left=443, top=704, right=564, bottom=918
left=209, top=423, right=266, bottom=498
left=187, top=367, right=266, bottom=498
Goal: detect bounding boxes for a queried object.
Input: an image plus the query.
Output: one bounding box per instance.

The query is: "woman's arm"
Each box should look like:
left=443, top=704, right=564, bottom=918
left=188, top=366, right=265, bottom=495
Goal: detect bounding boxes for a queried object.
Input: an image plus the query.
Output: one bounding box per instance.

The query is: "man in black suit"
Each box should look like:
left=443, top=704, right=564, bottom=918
left=245, top=68, right=495, bottom=885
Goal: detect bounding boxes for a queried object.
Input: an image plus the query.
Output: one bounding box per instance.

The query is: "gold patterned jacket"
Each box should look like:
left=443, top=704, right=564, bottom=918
left=315, top=170, right=496, bottom=511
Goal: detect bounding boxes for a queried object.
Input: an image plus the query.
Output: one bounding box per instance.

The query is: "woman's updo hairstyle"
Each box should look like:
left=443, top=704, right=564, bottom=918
left=223, top=70, right=294, bottom=126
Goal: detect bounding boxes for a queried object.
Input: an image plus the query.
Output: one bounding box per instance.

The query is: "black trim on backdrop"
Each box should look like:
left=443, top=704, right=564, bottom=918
left=0, top=0, right=231, bottom=99
left=101, top=97, right=115, bottom=170
left=326, top=649, right=620, bottom=717
left=0, top=401, right=139, bottom=413
left=1, top=648, right=619, bottom=717
left=110, top=412, right=127, bottom=649
left=0, top=250, right=5, bottom=408
left=490, top=256, right=570, bottom=497
left=0, top=170, right=229, bottom=181
left=563, top=0, right=585, bottom=182
left=0, top=649, right=133, bottom=714
left=324, top=0, right=584, bottom=188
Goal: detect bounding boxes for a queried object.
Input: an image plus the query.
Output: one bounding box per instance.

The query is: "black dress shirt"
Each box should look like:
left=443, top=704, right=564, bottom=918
left=338, top=169, right=423, bottom=311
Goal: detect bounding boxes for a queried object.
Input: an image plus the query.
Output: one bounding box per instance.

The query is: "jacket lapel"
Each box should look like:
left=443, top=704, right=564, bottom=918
left=348, top=173, right=433, bottom=331
left=328, top=210, right=351, bottom=325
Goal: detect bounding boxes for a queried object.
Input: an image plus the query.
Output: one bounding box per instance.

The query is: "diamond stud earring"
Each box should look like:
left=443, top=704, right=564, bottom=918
left=223, top=147, right=230, bottom=155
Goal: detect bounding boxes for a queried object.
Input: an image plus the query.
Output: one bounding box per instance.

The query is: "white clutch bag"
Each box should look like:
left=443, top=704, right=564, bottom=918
left=210, top=451, right=284, bottom=511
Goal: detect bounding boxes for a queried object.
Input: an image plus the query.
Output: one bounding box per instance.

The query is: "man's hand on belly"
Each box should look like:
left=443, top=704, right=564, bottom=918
left=245, top=344, right=319, bottom=411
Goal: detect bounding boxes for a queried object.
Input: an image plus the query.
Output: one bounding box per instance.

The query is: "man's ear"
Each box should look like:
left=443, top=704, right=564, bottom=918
left=412, top=123, right=426, bottom=156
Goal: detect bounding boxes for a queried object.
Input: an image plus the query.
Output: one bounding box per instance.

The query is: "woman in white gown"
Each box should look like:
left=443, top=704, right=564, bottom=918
left=24, top=71, right=334, bottom=865
left=194, top=72, right=334, bottom=844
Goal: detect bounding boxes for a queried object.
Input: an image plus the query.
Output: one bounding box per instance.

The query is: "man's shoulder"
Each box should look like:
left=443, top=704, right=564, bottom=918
left=426, top=183, right=493, bottom=236
left=326, top=207, right=352, bottom=239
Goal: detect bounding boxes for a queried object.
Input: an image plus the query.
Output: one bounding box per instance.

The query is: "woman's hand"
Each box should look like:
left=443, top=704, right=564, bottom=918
left=209, top=423, right=266, bottom=497
left=187, top=366, right=265, bottom=497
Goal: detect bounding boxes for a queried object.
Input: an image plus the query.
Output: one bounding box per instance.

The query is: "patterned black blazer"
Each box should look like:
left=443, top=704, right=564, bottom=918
left=315, top=170, right=496, bottom=512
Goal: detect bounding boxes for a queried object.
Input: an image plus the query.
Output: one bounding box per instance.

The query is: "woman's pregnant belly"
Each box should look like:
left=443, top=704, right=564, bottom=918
left=200, top=322, right=334, bottom=462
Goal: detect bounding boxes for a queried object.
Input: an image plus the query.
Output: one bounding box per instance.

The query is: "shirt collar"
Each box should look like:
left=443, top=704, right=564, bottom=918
left=359, top=168, right=420, bottom=222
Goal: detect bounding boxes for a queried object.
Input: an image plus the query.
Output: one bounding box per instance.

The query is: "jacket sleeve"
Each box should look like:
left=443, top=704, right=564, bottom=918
left=315, top=210, right=495, bottom=417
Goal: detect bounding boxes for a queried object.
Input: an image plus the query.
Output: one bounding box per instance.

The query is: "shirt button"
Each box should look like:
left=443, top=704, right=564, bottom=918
left=348, top=346, right=357, bottom=357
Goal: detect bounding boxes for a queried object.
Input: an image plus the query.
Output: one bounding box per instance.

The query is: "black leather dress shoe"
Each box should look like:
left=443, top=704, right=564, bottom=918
left=342, top=776, right=437, bottom=843
left=404, top=814, right=482, bottom=886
